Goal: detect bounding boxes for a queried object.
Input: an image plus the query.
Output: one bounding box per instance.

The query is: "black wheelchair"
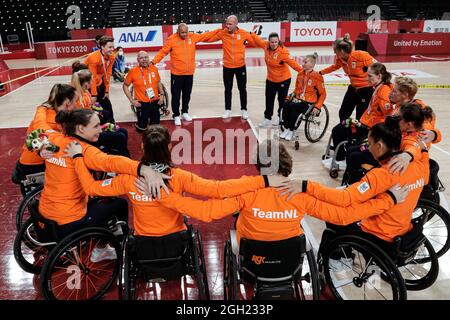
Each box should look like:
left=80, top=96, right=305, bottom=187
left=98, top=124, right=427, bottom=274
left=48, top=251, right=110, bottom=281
left=13, top=198, right=125, bottom=300
left=129, top=83, right=170, bottom=119
left=280, top=102, right=329, bottom=150
left=119, top=219, right=209, bottom=300
left=223, top=230, right=320, bottom=300
left=319, top=214, right=439, bottom=300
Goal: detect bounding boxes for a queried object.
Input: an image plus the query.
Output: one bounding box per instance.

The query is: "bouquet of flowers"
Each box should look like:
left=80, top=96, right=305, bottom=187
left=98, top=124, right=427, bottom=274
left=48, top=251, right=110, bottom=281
left=101, top=122, right=120, bottom=132
left=25, top=129, right=59, bottom=152
left=92, top=102, right=103, bottom=112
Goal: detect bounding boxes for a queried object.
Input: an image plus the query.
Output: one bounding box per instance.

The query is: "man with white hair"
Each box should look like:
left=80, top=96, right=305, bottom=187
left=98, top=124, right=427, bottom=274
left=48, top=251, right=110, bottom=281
left=151, top=23, right=219, bottom=126
left=206, top=15, right=256, bottom=120
left=123, top=51, right=165, bottom=132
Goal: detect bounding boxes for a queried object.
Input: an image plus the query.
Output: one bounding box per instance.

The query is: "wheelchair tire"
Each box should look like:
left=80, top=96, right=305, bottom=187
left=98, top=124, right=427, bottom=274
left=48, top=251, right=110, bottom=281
left=223, top=240, right=238, bottom=300
left=322, top=235, right=407, bottom=300
left=295, top=249, right=320, bottom=300
left=40, top=227, right=121, bottom=300
left=191, top=230, right=209, bottom=300
left=16, top=184, right=43, bottom=231
left=159, top=83, right=170, bottom=117
left=413, top=199, right=450, bottom=259
left=14, top=217, right=51, bottom=274
left=330, top=169, right=339, bottom=179
left=305, top=105, right=329, bottom=143
left=196, top=231, right=210, bottom=300
left=123, top=237, right=137, bottom=300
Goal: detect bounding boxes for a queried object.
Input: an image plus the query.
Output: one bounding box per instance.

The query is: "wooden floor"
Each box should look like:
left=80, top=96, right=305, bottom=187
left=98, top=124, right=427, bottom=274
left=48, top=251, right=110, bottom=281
left=1, top=47, right=450, bottom=299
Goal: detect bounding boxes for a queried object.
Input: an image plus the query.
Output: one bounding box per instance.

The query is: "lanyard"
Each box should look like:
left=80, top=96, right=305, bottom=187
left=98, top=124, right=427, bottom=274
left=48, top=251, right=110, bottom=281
left=100, top=54, right=110, bottom=81
left=140, top=67, right=152, bottom=88
left=300, top=71, right=310, bottom=98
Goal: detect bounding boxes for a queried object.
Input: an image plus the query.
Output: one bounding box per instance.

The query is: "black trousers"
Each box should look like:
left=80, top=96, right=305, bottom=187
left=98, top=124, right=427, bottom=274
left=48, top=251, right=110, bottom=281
left=57, top=197, right=129, bottom=240
left=171, top=74, right=193, bottom=117
left=343, top=146, right=379, bottom=184
left=339, top=85, right=374, bottom=122
left=136, top=100, right=160, bottom=131
left=265, top=78, right=291, bottom=120
left=282, top=101, right=310, bottom=130
left=95, top=128, right=130, bottom=158
left=331, top=124, right=369, bottom=161
left=223, top=66, right=247, bottom=110
left=95, top=82, right=114, bottom=123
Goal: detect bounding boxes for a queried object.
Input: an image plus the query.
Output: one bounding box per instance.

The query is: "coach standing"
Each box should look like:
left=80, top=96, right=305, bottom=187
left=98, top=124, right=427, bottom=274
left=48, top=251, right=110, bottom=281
left=151, top=23, right=219, bottom=126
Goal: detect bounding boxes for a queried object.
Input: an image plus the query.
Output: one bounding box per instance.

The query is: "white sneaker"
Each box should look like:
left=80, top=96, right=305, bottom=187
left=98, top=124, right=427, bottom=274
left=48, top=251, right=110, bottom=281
left=174, top=116, right=181, bottom=126
left=259, top=118, right=271, bottom=128
left=284, top=130, right=294, bottom=141
left=322, top=158, right=333, bottom=169
left=222, top=110, right=232, bottom=119
left=329, top=257, right=353, bottom=273
left=272, top=116, right=280, bottom=126
left=241, top=110, right=249, bottom=120
left=181, top=113, right=192, bottom=121
left=280, top=129, right=289, bottom=139
left=340, top=257, right=353, bottom=272
left=90, top=244, right=117, bottom=263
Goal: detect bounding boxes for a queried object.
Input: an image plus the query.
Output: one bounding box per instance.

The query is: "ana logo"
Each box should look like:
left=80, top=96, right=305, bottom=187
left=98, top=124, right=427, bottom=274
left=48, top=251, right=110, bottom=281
left=357, top=182, right=370, bottom=194
left=252, top=255, right=266, bottom=265
left=119, top=30, right=157, bottom=43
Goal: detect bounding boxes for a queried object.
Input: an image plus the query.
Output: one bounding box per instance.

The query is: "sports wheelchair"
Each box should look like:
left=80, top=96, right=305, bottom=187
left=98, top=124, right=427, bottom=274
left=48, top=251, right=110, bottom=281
left=319, top=214, right=439, bottom=300
left=15, top=174, right=44, bottom=231
left=129, top=83, right=170, bottom=119
left=280, top=101, right=329, bottom=150
left=13, top=198, right=126, bottom=300
left=223, top=230, right=320, bottom=300
left=119, top=218, right=210, bottom=300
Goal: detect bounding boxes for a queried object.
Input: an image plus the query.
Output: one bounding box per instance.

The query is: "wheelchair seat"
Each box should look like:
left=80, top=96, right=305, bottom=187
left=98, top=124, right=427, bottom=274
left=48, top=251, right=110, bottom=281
left=28, top=198, right=59, bottom=244
left=393, top=217, right=426, bottom=265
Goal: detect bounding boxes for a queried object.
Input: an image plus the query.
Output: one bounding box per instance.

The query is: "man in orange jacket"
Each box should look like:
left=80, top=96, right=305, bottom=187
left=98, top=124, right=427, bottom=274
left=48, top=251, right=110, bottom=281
left=206, top=15, right=257, bottom=120
left=151, top=23, right=219, bottom=126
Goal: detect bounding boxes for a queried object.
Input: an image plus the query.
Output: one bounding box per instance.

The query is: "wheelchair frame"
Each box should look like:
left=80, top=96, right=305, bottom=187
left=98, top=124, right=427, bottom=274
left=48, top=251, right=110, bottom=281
left=129, top=82, right=170, bottom=120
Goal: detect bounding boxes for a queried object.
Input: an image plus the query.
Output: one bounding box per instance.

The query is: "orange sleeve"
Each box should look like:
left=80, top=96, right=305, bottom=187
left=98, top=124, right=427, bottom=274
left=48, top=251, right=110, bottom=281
left=425, top=117, right=442, bottom=144
left=432, top=128, right=442, bottom=144
left=193, top=29, right=222, bottom=43
left=378, top=90, right=393, bottom=117
left=402, top=136, right=423, bottom=161
left=124, top=69, right=134, bottom=86
left=250, top=33, right=268, bottom=48
left=33, top=107, right=53, bottom=131
left=84, top=54, right=99, bottom=96
left=306, top=168, right=396, bottom=206
left=83, top=145, right=139, bottom=175
left=244, top=31, right=257, bottom=47
left=314, top=74, right=326, bottom=109
left=152, top=38, right=173, bottom=64
left=282, top=50, right=303, bottom=73
left=320, top=58, right=342, bottom=75
left=176, top=169, right=266, bottom=198
left=293, top=192, right=395, bottom=225
left=158, top=192, right=245, bottom=222
left=74, top=157, right=131, bottom=196
left=201, top=28, right=223, bottom=42
left=361, top=51, right=376, bottom=67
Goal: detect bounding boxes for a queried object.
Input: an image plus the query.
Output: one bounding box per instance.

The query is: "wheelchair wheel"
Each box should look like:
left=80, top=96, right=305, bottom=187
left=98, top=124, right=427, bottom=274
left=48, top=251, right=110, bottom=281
left=412, top=199, right=450, bottom=259
left=305, top=105, right=329, bottom=143
left=223, top=240, right=238, bottom=300
left=195, top=231, right=210, bottom=300
left=294, top=249, right=320, bottom=300
left=40, top=227, right=121, bottom=300
left=322, top=235, right=407, bottom=300
left=397, top=238, right=439, bottom=291
left=16, top=184, right=43, bottom=231
left=190, top=229, right=209, bottom=300
left=330, top=169, right=339, bottom=179
left=160, top=83, right=170, bottom=117
left=14, top=217, right=52, bottom=274
left=123, top=237, right=137, bottom=300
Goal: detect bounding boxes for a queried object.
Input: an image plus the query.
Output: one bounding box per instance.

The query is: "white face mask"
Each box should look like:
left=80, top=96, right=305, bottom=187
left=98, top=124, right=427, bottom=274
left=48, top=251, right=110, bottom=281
left=118, top=51, right=124, bottom=56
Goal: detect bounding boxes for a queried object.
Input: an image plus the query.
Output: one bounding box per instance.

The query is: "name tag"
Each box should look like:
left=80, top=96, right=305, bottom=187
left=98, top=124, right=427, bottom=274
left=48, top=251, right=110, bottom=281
left=146, top=87, right=156, bottom=99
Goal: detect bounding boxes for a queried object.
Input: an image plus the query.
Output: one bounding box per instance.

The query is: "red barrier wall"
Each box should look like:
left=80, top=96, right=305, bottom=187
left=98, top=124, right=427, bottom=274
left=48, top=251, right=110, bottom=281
left=35, top=39, right=96, bottom=59
left=367, top=33, right=450, bottom=55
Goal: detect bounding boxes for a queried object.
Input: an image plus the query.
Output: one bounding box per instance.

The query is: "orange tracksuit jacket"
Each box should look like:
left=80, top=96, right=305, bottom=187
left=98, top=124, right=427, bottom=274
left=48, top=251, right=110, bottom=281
left=412, top=98, right=442, bottom=145
left=250, top=33, right=303, bottom=83
left=360, top=83, right=394, bottom=128
left=152, top=30, right=220, bottom=75
left=75, top=91, right=93, bottom=110
left=39, top=133, right=140, bottom=225
left=124, top=65, right=161, bottom=103
left=305, top=157, right=427, bottom=242
left=293, top=70, right=327, bottom=109
left=320, top=50, right=376, bottom=89
left=19, top=106, right=59, bottom=166
left=84, top=50, right=115, bottom=96
left=73, top=159, right=268, bottom=236
left=206, top=28, right=257, bottom=68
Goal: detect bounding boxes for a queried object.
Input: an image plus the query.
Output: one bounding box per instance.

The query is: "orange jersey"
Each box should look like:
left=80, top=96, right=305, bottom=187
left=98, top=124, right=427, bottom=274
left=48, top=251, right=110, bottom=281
left=320, top=50, right=376, bottom=89
left=293, top=70, right=326, bottom=108
left=360, top=83, right=394, bottom=128
left=251, top=33, right=302, bottom=82
left=306, top=155, right=427, bottom=242
left=83, top=50, right=115, bottom=96
left=124, top=65, right=161, bottom=103
left=19, top=106, right=59, bottom=166
left=75, top=91, right=93, bottom=110
left=152, top=31, right=220, bottom=75
left=39, top=133, right=140, bottom=225
left=73, top=160, right=268, bottom=237
left=207, top=28, right=256, bottom=68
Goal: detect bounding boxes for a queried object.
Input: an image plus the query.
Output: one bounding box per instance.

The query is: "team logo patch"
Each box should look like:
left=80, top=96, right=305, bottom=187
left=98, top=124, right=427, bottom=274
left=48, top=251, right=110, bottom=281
left=308, top=79, right=312, bottom=86
left=151, top=72, right=155, bottom=78
left=274, top=53, right=278, bottom=59
left=102, top=179, right=112, bottom=187
left=357, top=182, right=370, bottom=194
left=352, top=62, right=356, bottom=69
left=385, top=103, right=391, bottom=110
left=414, top=142, right=419, bottom=148
left=237, top=34, right=241, bottom=40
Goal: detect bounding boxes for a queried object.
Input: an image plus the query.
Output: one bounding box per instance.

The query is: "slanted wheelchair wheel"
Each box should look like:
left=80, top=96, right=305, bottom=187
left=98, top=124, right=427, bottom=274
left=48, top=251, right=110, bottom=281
left=330, top=169, right=339, bottom=179
left=195, top=231, right=210, bottom=300
left=295, top=249, right=320, bottom=300
left=322, top=235, right=407, bottom=300
left=398, top=238, right=439, bottom=291
left=223, top=240, right=238, bottom=300
left=160, top=83, right=170, bottom=117
left=191, top=229, right=209, bottom=300
left=123, top=237, right=137, bottom=300
left=14, top=217, right=52, bottom=274
left=305, top=105, right=329, bottom=143
left=40, top=227, right=121, bottom=300
left=412, top=199, right=450, bottom=259
left=16, top=184, right=43, bottom=231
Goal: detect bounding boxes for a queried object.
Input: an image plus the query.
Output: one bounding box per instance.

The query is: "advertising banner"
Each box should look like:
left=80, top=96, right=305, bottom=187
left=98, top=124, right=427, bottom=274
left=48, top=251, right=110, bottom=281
left=290, top=21, right=337, bottom=42
left=112, top=26, right=163, bottom=48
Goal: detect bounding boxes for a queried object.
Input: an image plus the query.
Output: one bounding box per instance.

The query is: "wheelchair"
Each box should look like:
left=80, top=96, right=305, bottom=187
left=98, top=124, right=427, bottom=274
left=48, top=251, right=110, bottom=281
left=13, top=197, right=126, bottom=300
left=223, top=230, right=320, bottom=300
left=319, top=214, right=439, bottom=300
left=129, top=83, right=170, bottom=119
left=280, top=101, right=329, bottom=150
left=15, top=173, right=45, bottom=231
left=119, top=219, right=210, bottom=300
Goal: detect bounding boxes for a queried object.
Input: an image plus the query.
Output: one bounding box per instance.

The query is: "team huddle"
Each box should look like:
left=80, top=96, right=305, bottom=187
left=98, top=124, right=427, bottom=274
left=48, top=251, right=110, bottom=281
left=10, top=14, right=444, bottom=300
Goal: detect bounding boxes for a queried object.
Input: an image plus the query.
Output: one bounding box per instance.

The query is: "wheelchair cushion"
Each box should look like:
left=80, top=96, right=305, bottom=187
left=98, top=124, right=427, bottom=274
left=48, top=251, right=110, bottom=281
left=395, top=220, right=425, bottom=255
left=239, top=235, right=306, bottom=280
left=131, top=230, right=190, bottom=281
left=254, top=280, right=295, bottom=300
